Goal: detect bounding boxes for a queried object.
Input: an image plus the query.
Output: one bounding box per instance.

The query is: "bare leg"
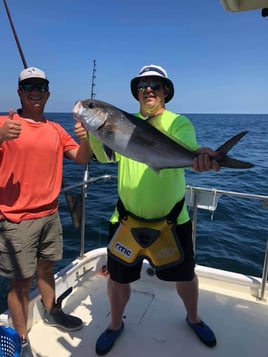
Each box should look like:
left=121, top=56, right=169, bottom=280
left=36, top=259, right=55, bottom=310
left=176, top=274, right=200, bottom=323
left=176, top=274, right=216, bottom=347
left=8, top=277, right=33, bottom=340
left=107, top=278, right=131, bottom=330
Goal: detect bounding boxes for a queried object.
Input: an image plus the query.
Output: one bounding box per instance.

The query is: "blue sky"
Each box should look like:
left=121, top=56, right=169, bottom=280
left=0, top=0, right=267, bottom=113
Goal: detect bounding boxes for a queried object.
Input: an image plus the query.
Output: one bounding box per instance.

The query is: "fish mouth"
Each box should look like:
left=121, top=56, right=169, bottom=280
left=72, top=101, right=84, bottom=120
left=73, top=100, right=96, bottom=119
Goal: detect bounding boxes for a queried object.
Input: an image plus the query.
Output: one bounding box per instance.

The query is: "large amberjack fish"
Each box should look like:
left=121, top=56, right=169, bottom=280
left=72, top=99, right=254, bottom=173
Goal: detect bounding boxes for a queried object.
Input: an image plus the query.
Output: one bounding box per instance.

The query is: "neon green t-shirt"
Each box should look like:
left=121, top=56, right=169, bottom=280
left=89, top=110, right=199, bottom=224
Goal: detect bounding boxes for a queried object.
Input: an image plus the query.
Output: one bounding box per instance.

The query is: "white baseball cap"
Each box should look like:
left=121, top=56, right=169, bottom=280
left=18, top=67, right=49, bottom=84
left=130, top=64, right=174, bottom=103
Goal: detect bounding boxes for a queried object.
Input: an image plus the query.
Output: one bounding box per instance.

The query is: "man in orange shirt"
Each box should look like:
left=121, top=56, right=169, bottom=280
left=0, top=67, right=91, bottom=355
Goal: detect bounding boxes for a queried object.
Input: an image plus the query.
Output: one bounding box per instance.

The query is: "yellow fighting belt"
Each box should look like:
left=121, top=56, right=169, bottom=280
left=108, top=215, right=184, bottom=269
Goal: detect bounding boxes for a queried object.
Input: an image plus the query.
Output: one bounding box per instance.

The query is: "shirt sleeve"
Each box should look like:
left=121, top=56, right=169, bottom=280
left=50, top=122, right=79, bottom=153
left=170, top=115, right=200, bottom=151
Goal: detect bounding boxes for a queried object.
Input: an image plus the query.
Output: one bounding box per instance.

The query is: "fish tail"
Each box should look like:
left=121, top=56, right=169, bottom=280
left=215, top=131, right=248, bottom=154
left=218, top=157, right=254, bottom=169
left=215, top=131, right=254, bottom=169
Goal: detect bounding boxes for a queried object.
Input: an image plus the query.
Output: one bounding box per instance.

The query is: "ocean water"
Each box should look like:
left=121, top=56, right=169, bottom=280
left=0, top=112, right=267, bottom=313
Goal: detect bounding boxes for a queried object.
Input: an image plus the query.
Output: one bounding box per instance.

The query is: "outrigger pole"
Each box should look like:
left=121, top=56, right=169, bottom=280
left=77, top=59, right=97, bottom=257
left=2, top=0, right=81, bottom=227
left=91, top=59, right=97, bottom=99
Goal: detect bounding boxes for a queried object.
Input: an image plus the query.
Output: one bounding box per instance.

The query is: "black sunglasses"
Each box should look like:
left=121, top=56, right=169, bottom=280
left=137, top=82, right=161, bottom=91
left=19, top=83, right=49, bottom=92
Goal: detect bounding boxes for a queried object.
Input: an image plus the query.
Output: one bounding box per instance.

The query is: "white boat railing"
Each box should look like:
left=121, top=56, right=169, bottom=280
left=261, top=240, right=268, bottom=300
left=62, top=175, right=268, bottom=300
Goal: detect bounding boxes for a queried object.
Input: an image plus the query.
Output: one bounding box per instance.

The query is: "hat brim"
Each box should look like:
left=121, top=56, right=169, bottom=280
left=19, top=78, right=49, bottom=85
left=130, top=76, right=174, bottom=103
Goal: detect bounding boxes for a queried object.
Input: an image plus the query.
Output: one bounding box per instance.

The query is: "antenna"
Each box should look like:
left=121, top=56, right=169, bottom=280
left=91, top=59, right=96, bottom=99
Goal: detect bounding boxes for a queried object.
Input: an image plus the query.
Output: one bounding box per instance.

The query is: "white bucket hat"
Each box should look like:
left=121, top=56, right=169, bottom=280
left=130, top=64, right=174, bottom=103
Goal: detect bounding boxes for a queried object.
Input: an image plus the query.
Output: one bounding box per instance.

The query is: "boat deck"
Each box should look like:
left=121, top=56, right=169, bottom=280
left=23, top=249, right=267, bottom=357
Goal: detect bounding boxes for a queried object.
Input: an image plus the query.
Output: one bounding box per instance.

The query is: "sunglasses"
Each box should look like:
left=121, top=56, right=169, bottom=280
left=137, top=82, right=161, bottom=91
left=19, top=83, right=49, bottom=92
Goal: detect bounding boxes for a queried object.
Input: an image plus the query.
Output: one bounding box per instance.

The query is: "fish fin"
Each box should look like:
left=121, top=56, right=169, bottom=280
left=103, top=145, right=116, bottom=161
left=147, top=164, right=161, bottom=175
left=215, top=131, right=248, bottom=154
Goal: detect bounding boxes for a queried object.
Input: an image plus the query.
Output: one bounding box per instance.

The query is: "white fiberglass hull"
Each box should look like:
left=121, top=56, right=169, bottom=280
left=1, top=247, right=266, bottom=357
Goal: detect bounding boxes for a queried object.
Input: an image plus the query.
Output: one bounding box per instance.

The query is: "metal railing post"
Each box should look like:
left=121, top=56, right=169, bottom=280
left=192, top=190, right=198, bottom=251
left=79, top=167, right=89, bottom=258
left=260, top=239, right=268, bottom=300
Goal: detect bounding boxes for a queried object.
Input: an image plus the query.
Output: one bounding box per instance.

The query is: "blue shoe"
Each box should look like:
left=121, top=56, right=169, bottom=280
left=186, top=316, right=216, bottom=347
left=96, top=322, right=124, bottom=355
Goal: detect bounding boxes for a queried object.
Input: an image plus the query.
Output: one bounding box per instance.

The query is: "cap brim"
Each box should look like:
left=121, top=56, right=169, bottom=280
left=130, top=76, right=174, bottom=103
left=19, top=78, right=49, bottom=85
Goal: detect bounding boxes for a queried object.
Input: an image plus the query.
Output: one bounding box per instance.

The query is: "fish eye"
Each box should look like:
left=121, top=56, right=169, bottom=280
left=88, top=102, right=95, bottom=109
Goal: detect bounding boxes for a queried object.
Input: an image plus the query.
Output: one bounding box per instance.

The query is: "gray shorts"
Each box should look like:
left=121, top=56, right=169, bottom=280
left=0, top=212, right=63, bottom=279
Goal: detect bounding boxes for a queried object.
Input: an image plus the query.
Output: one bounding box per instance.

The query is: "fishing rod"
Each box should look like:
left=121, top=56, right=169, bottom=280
left=80, top=59, right=97, bottom=193
left=3, top=0, right=27, bottom=68
left=77, top=59, right=97, bottom=257
left=91, top=59, right=97, bottom=99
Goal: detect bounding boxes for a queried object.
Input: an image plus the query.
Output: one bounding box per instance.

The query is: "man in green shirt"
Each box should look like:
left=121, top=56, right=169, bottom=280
left=91, top=65, right=220, bottom=355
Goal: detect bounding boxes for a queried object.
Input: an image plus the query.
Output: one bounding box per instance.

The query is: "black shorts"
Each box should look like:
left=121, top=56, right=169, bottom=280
left=107, top=220, right=195, bottom=283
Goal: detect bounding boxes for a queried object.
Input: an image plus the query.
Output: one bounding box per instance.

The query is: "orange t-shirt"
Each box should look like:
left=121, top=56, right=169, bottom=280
left=0, top=114, right=79, bottom=222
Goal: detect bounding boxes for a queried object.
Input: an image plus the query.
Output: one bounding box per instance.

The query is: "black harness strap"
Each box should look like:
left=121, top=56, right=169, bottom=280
left=117, top=197, right=185, bottom=224
left=117, top=198, right=129, bottom=221
left=166, top=197, right=185, bottom=224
